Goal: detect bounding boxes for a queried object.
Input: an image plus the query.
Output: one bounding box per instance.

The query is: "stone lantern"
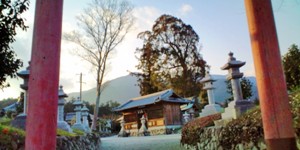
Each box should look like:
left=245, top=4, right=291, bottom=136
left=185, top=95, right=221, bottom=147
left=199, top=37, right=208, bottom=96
left=17, top=62, right=30, bottom=115
left=81, top=104, right=91, bottom=133
left=11, top=62, right=30, bottom=130
left=71, top=98, right=85, bottom=131
left=57, top=86, right=72, bottom=132
left=138, top=115, right=149, bottom=136
left=118, top=118, right=127, bottom=137
left=183, top=111, right=190, bottom=123
left=199, top=69, right=223, bottom=117
left=221, top=52, right=254, bottom=119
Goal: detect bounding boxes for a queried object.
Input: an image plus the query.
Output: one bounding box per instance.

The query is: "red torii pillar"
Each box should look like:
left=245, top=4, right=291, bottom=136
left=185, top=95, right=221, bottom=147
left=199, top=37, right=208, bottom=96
left=244, top=0, right=297, bottom=149
left=25, top=0, right=63, bottom=149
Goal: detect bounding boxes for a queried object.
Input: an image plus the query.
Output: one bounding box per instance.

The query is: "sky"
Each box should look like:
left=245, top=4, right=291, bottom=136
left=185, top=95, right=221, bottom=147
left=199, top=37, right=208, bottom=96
left=1, top=0, right=300, bottom=100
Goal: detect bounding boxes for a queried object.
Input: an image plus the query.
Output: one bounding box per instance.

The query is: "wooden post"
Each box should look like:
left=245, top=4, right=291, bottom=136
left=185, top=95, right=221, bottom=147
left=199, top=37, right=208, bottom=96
left=244, top=0, right=297, bottom=149
left=25, top=0, right=63, bottom=149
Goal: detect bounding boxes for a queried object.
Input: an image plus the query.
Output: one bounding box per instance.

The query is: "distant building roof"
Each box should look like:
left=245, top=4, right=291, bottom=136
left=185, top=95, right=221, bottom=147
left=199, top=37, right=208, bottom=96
left=113, top=89, right=190, bottom=112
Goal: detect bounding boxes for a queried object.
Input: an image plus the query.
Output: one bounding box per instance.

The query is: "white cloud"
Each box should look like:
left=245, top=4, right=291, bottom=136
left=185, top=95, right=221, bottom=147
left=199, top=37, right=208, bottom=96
left=179, top=4, right=193, bottom=16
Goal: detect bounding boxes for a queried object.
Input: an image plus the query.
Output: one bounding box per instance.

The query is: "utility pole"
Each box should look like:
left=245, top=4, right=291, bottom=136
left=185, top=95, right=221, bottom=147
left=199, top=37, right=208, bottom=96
left=244, top=0, right=297, bottom=149
left=77, top=72, right=85, bottom=101
left=25, top=0, right=63, bottom=149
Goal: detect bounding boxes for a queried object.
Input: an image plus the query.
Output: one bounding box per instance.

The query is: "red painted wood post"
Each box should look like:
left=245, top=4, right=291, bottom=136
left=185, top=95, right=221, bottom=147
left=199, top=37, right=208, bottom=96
left=25, top=0, right=63, bottom=149
left=244, top=0, right=297, bottom=149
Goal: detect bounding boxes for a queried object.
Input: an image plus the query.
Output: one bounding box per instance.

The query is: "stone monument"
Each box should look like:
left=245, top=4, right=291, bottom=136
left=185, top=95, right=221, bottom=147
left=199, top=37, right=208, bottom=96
left=199, top=68, right=223, bottom=117
left=11, top=62, right=30, bottom=130
left=57, top=86, right=72, bottom=132
left=118, top=119, right=128, bottom=137
left=81, top=104, right=91, bottom=133
left=221, top=52, right=254, bottom=119
left=138, top=115, right=150, bottom=136
left=183, top=111, right=190, bottom=123
left=71, top=98, right=85, bottom=131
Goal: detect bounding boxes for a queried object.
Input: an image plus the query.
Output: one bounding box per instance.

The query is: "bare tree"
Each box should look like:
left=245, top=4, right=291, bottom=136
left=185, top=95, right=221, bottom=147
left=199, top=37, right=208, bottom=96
left=64, top=0, right=134, bottom=130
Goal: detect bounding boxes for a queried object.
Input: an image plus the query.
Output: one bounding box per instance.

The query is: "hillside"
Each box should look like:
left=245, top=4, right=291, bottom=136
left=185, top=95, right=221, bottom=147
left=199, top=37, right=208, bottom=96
left=67, top=74, right=258, bottom=105
left=67, top=75, right=141, bottom=105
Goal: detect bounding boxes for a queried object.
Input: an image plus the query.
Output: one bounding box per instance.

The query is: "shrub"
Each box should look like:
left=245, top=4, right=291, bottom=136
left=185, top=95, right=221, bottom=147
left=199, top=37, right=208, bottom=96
left=0, top=124, right=25, bottom=149
left=57, top=129, right=76, bottom=137
left=219, top=106, right=264, bottom=149
left=0, top=117, right=12, bottom=126
left=72, top=128, right=85, bottom=136
left=181, top=113, right=221, bottom=147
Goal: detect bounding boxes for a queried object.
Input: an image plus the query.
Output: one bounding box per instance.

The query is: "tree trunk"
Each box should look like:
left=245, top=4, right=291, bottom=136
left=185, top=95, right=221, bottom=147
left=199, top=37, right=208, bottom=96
left=92, top=86, right=101, bottom=130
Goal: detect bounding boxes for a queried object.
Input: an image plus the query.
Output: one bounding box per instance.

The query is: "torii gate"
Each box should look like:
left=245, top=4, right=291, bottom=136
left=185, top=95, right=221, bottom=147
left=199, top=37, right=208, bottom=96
left=25, top=0, right=297, bottom=149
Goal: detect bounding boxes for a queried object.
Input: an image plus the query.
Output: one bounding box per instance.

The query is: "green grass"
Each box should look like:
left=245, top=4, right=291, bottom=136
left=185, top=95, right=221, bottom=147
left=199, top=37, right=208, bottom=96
left=0, top=117, right=12, bottom=126
left=72, top=128, right=85, bottom=136
left=57, top=129, right=76, bottom=137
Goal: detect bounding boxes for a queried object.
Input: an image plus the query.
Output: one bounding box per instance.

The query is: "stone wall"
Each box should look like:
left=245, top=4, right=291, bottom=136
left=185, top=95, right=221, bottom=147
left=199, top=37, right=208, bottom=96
left=182, top=127, right=267, bottom=150
left=56, top=133, right=101, bottom=150
left=0, top=133, right=101, bottom=150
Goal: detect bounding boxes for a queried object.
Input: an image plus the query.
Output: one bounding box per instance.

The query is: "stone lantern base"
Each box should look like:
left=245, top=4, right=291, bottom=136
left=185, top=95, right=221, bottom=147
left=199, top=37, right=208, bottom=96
left=72, top=123, right=86, bottom=132
left=118, top=130, right=129, bottom=137
left=199, top=104, right=224, bottom=118
left=222, top=100, right=254, bottom=119
left=58, top=121, right=72, bottom=132
left=11, top=114, right=26, bottom=130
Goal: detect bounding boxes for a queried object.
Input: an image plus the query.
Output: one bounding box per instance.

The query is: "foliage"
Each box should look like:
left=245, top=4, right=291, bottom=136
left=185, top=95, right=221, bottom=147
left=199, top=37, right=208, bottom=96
left=64, top=99, right=94, bottom=115
left=282, top=44, right=300, bottom=90
left=289, top=87, right=300, bottom=132
left=0, top=0, right=29, bottom=89
left=134, top=14, right=207, bottom=97
left=64, top=0, right=134, bottom=130
left=219, top=107, right=263, bottom=149
left=72, top=128, right=85, bottom=136
left=0, top=117, right=12, bottom=126
left=0, top=124, right=25, bottom=149
left=56, top=129, right=76, bottom=137
left=226, top=77, right=253, bottom=101
left=98, top=100, right=120, bottom=118
left=16, top=92, right=24, bottom=114
left=181, top=113, right=221, bottom=147
left=0, top=98, right=18, bottom=110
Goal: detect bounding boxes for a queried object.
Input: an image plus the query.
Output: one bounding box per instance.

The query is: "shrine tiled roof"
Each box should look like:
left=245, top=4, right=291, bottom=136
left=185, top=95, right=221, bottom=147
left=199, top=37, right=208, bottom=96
left=113, top=89, right=189, bottom=112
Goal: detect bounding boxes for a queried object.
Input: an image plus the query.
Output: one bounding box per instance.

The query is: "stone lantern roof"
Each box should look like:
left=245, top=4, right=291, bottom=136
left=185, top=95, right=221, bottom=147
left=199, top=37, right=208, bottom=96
left=17, top=62, right=30, bottom=78
left=17, top=62, right=30, bottom=90
left=73, top=98, right=82, bottom=106
left=81, top=105, right=89, bottom=112
left=58, top=85, right=68, bottom=98
left=200, top=70, right=216, bottom=83
left=221, top=52, right=245, bottom=70
left=58, top=86, right=68, bottom=105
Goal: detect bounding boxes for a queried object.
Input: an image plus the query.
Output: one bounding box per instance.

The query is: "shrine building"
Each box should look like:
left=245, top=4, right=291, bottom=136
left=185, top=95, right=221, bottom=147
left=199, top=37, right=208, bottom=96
left=113, top=89, right=189, bottom=136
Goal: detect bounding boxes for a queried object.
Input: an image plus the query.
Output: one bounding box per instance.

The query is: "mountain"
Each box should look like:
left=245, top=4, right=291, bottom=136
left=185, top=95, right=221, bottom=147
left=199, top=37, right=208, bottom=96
left=68, top=75, right=141, bottom=105
left=67, top=74, right=258, bottom=105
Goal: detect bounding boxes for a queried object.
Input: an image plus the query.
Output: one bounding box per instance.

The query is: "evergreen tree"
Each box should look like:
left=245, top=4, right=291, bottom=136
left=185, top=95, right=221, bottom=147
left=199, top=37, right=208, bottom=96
left=226, top=77, right=253, bottom=101
left=0, top=0, right=29, bottom=89
left=282, top=44, right=300, bottom=90
left=134, top=14, right=206, bottom=97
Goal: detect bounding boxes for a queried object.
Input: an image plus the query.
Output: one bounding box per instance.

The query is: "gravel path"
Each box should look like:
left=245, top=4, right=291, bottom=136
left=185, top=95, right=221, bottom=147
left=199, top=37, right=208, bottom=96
left=99, top=134, right=187, bottom=150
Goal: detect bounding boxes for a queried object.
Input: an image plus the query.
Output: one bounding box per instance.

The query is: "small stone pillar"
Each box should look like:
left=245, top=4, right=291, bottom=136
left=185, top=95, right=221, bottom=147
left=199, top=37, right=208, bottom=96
left=11, top=62, right=30, bottom=130
left=57, top=86, right=72, bottom=132
left=118, top=119, right=128, bottom=137
left=138, top=115, right=149, bottom=136
left=183, top=111, right=190, bottom=123
left=199, top=69, right=223, bottom=117
left=81, top=104, right=91, bottom=133
left=221, top=52, right=254, bottom=119
left=71, top=98, right=85, bottom=131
